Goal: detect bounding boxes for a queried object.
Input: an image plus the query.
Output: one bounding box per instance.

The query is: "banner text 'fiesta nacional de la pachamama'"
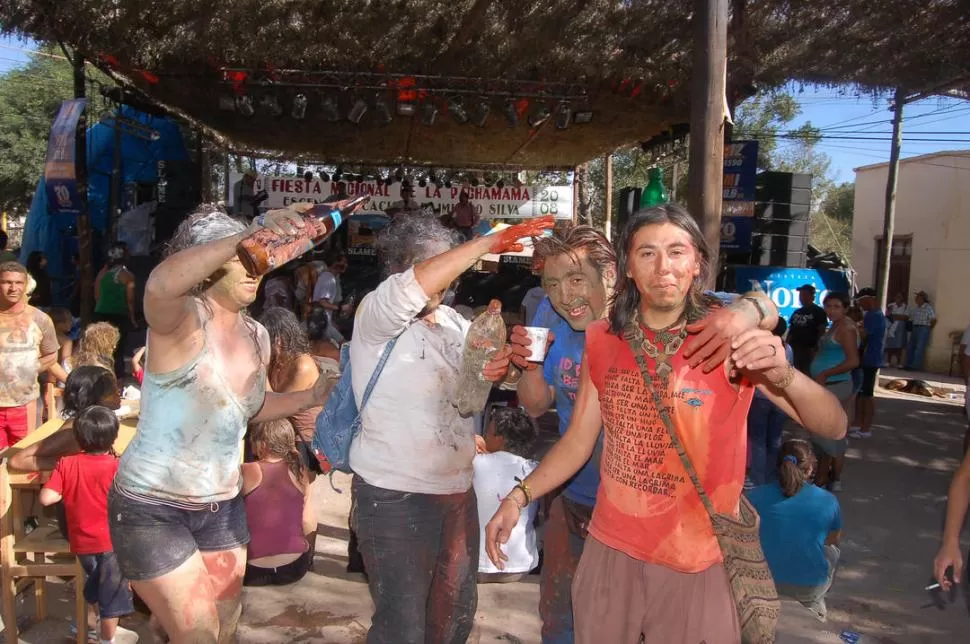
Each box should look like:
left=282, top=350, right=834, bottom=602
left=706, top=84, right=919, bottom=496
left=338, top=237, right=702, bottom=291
left=246, top=175, right=573, bottom=220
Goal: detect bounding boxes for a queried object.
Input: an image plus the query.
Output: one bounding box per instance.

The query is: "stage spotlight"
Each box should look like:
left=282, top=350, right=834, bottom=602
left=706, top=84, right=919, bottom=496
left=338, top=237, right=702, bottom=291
left=348, top=99, right=368, bottom=124
left=555, top=102, right=571, bottom=130
left=321, top=96, right=340, bottom=122
left=472, top=100, right=490, bottom=127
left=235, top=95, right=255, bottom=117
left=259, top=95, right=283, bottom=117
left=292, top=94, right=308, bottom=120
left=528, top=104, right=551, bottom=128
left=504, top=100, right=518, bottom=127
left=376, top=96, right=393, bottom=124
left=422, top=102, right=439, bottom=126
left=574, top=110, right=594, bottom=124
left=448, top=98, right=469, bottom=124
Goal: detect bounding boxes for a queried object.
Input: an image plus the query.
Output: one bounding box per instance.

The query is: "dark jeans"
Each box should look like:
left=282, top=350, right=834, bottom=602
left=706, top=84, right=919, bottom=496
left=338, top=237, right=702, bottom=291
left=540, top=494, right=591, bottom=644
left=243, top=547, right=313, bottom=586
left=791, top=346, right=815, bottom=375
left=748, top=395, right=786, bottom=486
left=352, top=477, right=478, bottom=644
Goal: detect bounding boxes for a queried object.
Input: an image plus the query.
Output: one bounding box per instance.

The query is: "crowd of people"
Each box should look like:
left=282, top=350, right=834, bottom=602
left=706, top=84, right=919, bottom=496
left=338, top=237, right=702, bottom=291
left=1, top=194, right=968, bottom=644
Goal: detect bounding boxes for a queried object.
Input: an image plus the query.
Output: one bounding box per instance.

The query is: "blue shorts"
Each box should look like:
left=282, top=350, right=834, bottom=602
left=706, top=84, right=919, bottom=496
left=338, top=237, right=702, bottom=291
left=78, top=552, right=134, bottom=619
left=108, top=486, right=249, bottom=581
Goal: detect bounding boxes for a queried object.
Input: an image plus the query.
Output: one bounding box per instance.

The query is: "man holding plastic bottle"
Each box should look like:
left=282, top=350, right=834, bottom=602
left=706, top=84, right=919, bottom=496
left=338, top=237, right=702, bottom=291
left=489, top=222, right=781, bottom=643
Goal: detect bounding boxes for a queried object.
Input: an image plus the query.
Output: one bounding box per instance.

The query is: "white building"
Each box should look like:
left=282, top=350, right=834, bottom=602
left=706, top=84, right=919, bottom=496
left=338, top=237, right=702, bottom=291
left=851, top=150, right=970, bottom=373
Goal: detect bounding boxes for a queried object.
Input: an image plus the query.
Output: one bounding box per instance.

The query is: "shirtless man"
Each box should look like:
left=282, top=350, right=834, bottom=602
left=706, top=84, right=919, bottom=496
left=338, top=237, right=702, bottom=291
left=107, top=205, right=336, bottom=644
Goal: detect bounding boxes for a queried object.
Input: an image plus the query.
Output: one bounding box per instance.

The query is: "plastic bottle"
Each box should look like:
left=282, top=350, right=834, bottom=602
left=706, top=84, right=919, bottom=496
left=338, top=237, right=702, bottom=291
left=236, top=195, right=369, bottom=276
left=639, top=166, right=669, bottom=208
left=456, top=299, right=507, bottom=416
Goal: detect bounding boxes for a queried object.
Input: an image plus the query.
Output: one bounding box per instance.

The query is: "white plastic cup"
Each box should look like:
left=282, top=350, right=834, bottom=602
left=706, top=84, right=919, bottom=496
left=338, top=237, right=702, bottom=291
left=523, top=326, right=550, bottom=362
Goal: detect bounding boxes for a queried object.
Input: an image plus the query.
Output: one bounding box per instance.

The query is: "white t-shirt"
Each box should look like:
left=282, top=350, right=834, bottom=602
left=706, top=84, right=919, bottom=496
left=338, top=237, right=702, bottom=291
left=473, top=451, right=539, bottom=574
left=349, top=268, right=475, bottom=494
left=521, top=286, right=545, bottom=326
left=312, top=271, right=341, bottom=305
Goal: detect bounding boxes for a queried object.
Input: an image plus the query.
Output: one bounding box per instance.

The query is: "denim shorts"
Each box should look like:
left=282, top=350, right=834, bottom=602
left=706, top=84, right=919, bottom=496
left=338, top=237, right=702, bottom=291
left=78, top=552, right=135, bottom=618
left=108, top=485, right=249, bottom=581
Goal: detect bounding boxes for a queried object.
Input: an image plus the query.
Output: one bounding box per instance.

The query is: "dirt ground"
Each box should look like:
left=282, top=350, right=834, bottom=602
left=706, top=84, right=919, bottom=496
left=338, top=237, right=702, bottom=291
left=5, top=369, right=968, bottom=643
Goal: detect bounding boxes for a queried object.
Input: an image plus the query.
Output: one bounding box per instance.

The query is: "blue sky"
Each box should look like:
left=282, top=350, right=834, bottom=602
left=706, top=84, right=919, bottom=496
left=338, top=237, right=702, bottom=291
left=3, top=35, right=969, bottom=184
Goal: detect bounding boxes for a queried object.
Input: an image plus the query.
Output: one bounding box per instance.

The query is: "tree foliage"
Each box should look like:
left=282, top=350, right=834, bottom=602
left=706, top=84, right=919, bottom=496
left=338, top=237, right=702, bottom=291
left=0, top=48, right=117, bottom=214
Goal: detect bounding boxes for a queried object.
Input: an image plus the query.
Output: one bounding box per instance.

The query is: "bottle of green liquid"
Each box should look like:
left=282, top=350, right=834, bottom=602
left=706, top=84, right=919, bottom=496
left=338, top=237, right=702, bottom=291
left=639, top=167, right=669, bottom=208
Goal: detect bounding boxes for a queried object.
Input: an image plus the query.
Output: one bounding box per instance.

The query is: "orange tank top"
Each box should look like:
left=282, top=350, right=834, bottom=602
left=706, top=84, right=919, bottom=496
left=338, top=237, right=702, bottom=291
left=584, top=319, right=755, bottom=573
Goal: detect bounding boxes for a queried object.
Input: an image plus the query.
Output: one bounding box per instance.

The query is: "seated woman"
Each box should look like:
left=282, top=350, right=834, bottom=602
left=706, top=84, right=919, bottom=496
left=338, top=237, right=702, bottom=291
left=306, top=303, right=341, bottom=366
left=242, top=419, right=316, bottom=586
left=8, top=366, right=121, bottom=472
left=72, top=322, right=121, bottom=374
left=258, top=307, right=326, bottom=476
left=747, top=439, right=842, bottom=622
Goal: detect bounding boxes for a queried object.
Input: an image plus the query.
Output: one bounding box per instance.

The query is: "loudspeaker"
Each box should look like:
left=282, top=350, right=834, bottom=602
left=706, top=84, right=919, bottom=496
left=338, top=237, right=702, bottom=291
left=617, top=187, right=642, bottom=237
left=751, top=171, right=813, bottom=268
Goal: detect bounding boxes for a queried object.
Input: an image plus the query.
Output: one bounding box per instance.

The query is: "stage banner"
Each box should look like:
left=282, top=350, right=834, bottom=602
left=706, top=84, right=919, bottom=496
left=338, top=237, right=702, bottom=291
left=232, top=173, right=573, bottom=220
left=734, top=266, right=850, bottom=321
left=44, top=98, right=87, bottom=215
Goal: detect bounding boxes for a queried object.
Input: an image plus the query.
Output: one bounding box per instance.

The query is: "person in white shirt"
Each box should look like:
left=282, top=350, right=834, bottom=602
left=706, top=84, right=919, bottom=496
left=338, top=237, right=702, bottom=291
left=348, top=213, right=552, bottom=644
left=904, top=290, right=936, bottom=370
left=884, top=292, right=909, bottom=367
left=474, top=406, right=540, bottom=581
left=311, top=248, right=349, bottom=344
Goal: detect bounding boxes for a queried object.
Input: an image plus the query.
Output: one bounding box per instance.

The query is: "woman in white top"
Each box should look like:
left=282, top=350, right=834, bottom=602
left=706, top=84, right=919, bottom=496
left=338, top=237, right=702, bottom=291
left=884, top=292, right=908, bottom=367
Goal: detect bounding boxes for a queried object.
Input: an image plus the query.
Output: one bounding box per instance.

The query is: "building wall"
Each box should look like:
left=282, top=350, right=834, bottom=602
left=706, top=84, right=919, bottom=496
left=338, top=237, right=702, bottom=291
left=852, top=152, right=970, bottom=372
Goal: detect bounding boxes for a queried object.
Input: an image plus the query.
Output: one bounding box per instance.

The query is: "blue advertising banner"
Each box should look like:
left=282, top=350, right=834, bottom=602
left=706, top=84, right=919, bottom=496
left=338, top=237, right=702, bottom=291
left=722, top=140, right=758, bottom=201
left=734, top=266, right=850, bottom=321
left=44, top=98, right=87, bottom=215
left=720, top=217, right=755, bottom=251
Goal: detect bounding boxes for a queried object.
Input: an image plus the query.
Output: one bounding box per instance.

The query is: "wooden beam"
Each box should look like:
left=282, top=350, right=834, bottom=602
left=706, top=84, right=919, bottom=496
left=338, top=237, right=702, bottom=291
left=604, top=154, right=613, bottom=240
left=687, top=0, right=728, bottom=280
left=74, top=55, right=94, bottom=324
left=877, top=88, right=904, bottom=310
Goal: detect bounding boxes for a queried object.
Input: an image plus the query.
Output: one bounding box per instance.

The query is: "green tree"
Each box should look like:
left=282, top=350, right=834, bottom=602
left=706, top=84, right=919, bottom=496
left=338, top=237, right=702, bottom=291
left=820, top=182, right=854, bottom=222
left=0, top=48, right=116, bottom=214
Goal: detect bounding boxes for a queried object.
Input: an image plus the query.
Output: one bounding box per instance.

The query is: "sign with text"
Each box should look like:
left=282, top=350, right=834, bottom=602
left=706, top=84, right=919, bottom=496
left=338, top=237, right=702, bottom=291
left=233, top=173, right=573, bottom=220
left=733, top=266, right=850, bottom=321
left=44, top=98, right=87, bottom=215
left=722, top=140, right=758, bottom=201
left=720, top=217, right=754, bottom=251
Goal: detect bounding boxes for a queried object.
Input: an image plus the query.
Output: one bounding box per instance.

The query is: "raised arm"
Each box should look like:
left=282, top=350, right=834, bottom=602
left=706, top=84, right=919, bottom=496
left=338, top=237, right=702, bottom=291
left=144, top=208, right=304, bottom=335
left=485, top=355, right=602, bottom=568
left=731, top=328, right=847, bottom=440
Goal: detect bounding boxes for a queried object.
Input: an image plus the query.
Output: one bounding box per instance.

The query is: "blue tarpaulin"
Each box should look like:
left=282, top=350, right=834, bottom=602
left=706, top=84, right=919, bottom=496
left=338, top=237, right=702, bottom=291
left=20, top=106, right=189, bottom=304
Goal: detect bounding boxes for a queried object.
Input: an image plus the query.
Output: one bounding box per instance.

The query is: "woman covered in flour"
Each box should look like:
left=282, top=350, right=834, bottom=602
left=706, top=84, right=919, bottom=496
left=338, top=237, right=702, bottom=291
left=108, top=204, right=336, bottom=643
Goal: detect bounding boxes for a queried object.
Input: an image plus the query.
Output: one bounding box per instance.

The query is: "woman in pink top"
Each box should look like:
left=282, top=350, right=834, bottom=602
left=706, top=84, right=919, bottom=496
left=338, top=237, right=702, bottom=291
left=242, top=419, right=316, bottom=586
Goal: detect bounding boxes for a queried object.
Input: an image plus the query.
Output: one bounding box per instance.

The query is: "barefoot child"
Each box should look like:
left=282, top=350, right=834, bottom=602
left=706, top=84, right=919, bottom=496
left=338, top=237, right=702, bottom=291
left=40, top=406, right=133, bottom=644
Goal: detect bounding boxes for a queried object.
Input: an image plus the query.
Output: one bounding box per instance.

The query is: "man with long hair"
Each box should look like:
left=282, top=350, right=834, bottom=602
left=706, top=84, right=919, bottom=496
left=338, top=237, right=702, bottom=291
left=487, top=205, right=846, bottom=643
left=493, top=222, right=781, bottom=643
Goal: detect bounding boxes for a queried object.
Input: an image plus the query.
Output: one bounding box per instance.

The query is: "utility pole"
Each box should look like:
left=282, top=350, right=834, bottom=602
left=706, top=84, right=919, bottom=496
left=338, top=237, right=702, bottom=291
left=74, top=54, right=94, bottom=324
left=686, top=0, right=729, bottom=280
left=877, top=88, right=904, bottom=310
left=604, top=154, right=613, bottom=240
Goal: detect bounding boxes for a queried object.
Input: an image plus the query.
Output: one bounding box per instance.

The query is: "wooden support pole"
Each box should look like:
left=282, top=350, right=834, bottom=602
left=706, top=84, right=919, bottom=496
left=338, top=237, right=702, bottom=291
left=687, top=0, right=728, bottom=280
left=878, top=88, right=904, bottom=310
left=74, top=55, right=94, bottom=324
left=604, top=154, right=614, bottom=240
left=108, top=107, right=122, bottom=242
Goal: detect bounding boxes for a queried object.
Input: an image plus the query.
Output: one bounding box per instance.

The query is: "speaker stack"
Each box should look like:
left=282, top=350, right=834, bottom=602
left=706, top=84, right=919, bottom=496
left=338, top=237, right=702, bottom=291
left=751, top=172, right=811, bottom=268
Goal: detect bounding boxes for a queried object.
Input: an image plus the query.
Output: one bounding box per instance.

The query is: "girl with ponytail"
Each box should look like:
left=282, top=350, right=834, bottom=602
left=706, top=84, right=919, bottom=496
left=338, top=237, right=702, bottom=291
left=748, top=439, right=843, bottom=621
left=241, top=419, right=316, bottom=586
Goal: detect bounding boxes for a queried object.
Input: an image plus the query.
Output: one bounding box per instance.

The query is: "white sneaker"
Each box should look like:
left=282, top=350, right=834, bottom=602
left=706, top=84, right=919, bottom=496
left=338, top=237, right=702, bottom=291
left=849, top=429, right=872, bottom=439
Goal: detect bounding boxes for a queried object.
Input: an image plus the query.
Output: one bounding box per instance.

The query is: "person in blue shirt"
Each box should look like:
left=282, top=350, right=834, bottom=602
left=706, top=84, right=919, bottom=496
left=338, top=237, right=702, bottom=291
left=748, top=439, right=842, bottom=621
left=489, top=224, right=780, bottom=644
left=850, top=287, right=887, bottom=439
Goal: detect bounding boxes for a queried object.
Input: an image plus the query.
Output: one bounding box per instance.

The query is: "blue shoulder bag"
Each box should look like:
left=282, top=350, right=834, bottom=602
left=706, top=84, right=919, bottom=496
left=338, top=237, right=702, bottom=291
left=312, top=336, right=399, bottom=476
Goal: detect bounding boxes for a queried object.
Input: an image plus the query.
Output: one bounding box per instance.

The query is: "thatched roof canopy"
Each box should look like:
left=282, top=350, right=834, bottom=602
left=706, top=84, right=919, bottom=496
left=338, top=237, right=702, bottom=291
left=2, top=0, right=968, bottom=168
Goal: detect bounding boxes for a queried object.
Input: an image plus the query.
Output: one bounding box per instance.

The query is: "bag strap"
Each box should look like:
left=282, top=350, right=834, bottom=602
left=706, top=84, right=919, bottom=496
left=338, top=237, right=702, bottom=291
left=623, top=327, right=718, bottom=519
left=357, top=335, right=400, bottom=412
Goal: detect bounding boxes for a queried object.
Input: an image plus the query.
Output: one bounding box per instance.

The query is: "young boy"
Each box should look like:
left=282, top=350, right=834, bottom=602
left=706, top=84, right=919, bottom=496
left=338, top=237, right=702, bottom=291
left=473, top=406, right=540, bottom=582
left=40, top=405, right=132, bottom=644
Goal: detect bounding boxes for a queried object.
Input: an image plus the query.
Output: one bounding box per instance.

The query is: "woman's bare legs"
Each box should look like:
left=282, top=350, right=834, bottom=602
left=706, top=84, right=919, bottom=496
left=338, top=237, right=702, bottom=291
left=131, top=545, right=246, bottom=644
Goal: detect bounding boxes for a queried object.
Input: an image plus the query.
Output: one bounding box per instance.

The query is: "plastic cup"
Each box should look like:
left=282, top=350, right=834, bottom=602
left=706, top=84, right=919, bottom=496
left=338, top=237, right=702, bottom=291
left=523, top=326, right=550, bottom=362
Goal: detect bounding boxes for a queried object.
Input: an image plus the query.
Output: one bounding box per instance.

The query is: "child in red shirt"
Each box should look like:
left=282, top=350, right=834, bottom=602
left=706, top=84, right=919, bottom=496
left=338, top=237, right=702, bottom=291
left=40, top=405, right=132, bottom=644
